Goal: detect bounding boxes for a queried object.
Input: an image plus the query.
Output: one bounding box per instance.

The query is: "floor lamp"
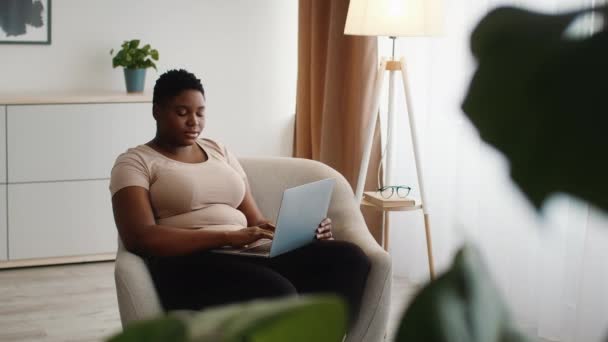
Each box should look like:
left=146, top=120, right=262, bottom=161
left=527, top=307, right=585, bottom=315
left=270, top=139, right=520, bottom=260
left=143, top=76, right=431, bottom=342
left=345, top=0, right=443, bottom=279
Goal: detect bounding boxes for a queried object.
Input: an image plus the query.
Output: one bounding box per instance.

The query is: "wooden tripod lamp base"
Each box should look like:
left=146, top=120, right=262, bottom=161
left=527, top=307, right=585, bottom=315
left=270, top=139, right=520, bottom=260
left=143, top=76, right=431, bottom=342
left=357, top=57, right=436, bottom=280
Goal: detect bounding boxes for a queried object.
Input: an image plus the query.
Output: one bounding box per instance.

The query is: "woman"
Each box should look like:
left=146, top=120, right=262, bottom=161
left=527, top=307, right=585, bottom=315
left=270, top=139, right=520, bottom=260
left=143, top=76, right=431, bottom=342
left=110, top=69, right=370, bottom=323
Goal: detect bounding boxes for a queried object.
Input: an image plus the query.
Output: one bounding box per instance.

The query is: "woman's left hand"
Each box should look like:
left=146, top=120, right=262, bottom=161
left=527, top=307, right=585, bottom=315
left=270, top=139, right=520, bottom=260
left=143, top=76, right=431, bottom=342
left=316, top=218, right=334, bottom=240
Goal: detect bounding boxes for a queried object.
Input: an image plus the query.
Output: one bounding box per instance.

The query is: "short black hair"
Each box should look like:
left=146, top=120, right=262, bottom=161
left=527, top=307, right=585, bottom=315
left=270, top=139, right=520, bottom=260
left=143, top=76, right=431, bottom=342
left=153, top=69, right=205, bottom=106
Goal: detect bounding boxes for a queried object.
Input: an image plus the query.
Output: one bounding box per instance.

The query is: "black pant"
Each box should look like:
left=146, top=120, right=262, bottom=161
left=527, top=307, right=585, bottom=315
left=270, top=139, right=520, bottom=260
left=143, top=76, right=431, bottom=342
left=145, top=240, right=371, bottom=324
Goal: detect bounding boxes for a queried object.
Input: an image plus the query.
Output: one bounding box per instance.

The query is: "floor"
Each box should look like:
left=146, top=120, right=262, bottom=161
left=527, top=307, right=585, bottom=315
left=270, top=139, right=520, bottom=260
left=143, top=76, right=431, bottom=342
left=0, top=261, right=418, bottom=342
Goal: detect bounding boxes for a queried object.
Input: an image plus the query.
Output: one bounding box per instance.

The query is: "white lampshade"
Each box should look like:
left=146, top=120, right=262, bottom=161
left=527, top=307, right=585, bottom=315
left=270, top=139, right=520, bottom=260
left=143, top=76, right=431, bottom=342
left=344, top=0, right=443, bottom=37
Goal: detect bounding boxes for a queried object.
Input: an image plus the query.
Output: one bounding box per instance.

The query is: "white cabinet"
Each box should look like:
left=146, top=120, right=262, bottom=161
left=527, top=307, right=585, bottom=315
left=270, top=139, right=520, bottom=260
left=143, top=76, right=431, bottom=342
left=0, top=105, right=6, bottom=182
left=0, top=107, right=6, bottom=261
left=8, top=180, right=116, bottom=259
left=0, top=93, right=154, bottom=267
left=7, top=103, right=155, bottom=183
left=0, top=185, right=6, bottom=261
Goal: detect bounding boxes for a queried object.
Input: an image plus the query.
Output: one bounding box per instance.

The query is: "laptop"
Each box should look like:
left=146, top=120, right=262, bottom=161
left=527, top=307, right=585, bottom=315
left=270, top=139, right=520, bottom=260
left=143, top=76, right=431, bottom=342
left=212, top=178, right=335, bottom=258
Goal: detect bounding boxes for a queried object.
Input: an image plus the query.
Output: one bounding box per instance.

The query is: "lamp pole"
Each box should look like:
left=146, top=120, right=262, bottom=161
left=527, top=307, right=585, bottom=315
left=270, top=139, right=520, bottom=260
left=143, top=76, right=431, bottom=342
left=385, top=36, right=398, bottom=185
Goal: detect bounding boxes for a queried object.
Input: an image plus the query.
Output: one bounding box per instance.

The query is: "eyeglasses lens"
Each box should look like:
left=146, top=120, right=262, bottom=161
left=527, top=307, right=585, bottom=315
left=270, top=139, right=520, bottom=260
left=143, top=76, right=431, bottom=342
left=380, top=187, right=393, bottom=198
left=396, top=187, right=410, bottom=198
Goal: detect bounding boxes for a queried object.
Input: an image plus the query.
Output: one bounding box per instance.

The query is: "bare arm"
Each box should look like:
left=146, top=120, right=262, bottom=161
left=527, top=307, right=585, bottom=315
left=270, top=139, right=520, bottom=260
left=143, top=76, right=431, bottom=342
left=112, top=186, right=273, bottom=257
left=237, top=180, right=274, bottom=229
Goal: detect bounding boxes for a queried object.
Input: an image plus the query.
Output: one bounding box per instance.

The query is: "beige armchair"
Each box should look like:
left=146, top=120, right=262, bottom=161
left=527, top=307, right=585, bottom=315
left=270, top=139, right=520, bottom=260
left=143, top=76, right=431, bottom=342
left=114, top=157, right=392, bottom=342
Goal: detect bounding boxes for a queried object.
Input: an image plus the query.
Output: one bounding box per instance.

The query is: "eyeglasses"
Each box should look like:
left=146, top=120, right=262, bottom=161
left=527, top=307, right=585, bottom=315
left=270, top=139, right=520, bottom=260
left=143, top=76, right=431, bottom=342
left=376, top=185, right=412, bottom=199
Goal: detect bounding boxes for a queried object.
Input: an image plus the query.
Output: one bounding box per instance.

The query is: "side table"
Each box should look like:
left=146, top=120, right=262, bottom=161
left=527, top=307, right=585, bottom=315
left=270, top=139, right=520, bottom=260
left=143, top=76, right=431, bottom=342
left=361, top=197, right=435, bottom=279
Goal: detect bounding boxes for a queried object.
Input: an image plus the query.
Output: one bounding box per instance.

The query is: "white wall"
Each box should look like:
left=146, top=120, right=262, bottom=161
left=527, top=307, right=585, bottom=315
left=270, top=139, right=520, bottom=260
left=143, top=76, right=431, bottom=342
left=0, top=0, right=298, bottom=157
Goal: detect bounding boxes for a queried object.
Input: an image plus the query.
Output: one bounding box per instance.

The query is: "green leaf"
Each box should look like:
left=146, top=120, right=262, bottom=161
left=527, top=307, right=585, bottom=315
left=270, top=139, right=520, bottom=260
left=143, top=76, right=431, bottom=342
left=129, top=39, right=140, bottom=49
left=142, top=59, right=157, bottom=70
left=396, top=245, right=530, bottom=342
left=151, top=49, right=159, bottom=60
left=106, top=316, right=187, bottom=342
left=142, top=44, right=150, bottom=53
left=461, top=6, right=608, bottom=211
left=112, top=50, right=126, bottom=68
left=187, top=295, right=347, bottom=342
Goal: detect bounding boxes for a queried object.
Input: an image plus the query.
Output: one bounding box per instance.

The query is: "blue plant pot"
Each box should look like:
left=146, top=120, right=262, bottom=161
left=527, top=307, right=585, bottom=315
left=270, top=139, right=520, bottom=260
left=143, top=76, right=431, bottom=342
left=123, top=68, right=146, bottom=93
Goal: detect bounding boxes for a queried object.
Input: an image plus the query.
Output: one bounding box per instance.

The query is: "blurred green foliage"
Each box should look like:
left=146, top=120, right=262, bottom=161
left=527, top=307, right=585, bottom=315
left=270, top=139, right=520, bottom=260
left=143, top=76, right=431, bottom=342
left=106, top=295, right=346, bottom=342
left=462, top=6, right=608, bottom=211
left=396, top=246, right=530, bottom=342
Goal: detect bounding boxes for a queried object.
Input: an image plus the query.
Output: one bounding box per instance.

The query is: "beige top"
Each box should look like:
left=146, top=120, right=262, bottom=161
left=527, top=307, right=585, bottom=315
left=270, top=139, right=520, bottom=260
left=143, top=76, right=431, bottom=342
left=109, top=138, right=248, bottom=230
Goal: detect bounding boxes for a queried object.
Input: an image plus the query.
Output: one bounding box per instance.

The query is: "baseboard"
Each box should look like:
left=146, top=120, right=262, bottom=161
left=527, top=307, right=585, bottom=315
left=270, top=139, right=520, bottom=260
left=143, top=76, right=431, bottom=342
left=0, top=253, right=116, bottom=269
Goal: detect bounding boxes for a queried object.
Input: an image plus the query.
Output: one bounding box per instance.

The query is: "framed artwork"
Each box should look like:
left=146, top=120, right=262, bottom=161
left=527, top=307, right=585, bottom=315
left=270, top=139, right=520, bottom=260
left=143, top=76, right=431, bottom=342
left=0, top=0, right=51, bottom=44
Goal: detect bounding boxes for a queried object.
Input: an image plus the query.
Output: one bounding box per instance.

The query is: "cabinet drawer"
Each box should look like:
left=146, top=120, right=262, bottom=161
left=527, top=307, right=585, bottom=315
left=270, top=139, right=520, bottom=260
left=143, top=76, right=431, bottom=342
left=8, top=180, right=116, bottom=260
left=0, top=106, right=6, bottom=183
left=7, top=103, right=155, bottom=183
left=0, top=185, right=6, bottom=261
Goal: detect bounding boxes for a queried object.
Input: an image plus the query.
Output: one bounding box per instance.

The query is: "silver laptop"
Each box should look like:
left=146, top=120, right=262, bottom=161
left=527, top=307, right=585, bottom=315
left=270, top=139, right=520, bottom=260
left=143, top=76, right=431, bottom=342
left=213, top=178, right=335, bottom=258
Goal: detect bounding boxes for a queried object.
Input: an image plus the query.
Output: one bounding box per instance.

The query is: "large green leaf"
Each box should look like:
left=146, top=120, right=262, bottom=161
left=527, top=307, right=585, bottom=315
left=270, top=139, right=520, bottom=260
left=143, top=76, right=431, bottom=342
left=396, top=246, right=530, bottom=342
left=462, top=6, right=608, bottom=211
left=106, top=295, right=346, bottom=342
left=187, top=295, right=346, bottom=342
left=106, top=316, right=187, bottom=342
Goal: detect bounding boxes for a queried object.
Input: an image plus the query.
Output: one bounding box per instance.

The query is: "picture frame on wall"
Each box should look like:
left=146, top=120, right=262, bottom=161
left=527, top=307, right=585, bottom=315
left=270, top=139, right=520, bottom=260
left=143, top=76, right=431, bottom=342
left=0, top=0, right=51, bottom=45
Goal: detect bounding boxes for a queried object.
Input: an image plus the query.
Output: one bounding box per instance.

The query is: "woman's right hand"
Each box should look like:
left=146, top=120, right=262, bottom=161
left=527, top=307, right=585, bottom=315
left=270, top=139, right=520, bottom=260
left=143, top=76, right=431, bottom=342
left=227, top=226, right=274, bottom=248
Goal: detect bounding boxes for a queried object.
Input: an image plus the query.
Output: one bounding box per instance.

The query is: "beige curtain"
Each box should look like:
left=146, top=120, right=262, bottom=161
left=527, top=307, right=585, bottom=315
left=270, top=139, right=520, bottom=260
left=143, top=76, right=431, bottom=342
left=295, top=0, right=383, bottom=243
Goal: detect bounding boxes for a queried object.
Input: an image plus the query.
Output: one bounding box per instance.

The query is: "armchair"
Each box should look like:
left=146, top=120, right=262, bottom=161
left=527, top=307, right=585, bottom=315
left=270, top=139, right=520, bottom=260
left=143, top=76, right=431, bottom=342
left=114, top=157, right=392, bottom=341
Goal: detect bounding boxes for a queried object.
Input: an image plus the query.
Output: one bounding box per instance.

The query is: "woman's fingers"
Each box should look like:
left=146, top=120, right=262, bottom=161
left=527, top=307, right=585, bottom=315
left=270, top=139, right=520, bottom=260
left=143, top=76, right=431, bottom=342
left=320, top=217, right=332, bottom=226
left=316, top=227, right=333, bottom=240
left=315, top=218, right=333, bottom=240
left=256, top=227, right=274, bottom=240
left=259, top=222, right=276, bottom=232
left=316, top=232, right=333, bottom=240
left=318, top=218, right=331, bottom=228
left=316, top=226, right=331, bottom=233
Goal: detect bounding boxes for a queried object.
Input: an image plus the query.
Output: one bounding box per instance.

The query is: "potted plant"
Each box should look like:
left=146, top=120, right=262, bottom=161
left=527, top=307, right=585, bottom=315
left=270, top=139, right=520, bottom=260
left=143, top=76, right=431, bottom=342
left=110, top=39, right=159, bottom=93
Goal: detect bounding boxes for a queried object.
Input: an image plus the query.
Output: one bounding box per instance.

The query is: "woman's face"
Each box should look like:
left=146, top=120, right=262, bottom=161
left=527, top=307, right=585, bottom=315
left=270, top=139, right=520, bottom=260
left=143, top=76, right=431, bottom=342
left=154, top=89, right=206, bottom=146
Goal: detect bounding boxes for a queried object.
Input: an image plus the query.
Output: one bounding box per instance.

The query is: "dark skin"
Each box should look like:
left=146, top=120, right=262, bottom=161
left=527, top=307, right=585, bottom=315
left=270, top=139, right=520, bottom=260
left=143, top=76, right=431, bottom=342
left=112, top=89, right=333, bottom=257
